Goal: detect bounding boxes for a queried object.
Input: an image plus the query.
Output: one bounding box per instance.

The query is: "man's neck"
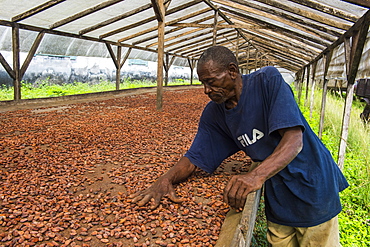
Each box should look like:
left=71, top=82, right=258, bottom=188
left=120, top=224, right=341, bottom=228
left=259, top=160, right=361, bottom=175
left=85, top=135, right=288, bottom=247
left=225, top=76, right=243, bottom=110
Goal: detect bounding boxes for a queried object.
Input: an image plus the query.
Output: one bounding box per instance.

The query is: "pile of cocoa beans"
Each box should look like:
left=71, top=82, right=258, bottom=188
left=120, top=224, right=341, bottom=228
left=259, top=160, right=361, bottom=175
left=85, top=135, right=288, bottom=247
left=0, top=88, right=250, bottom=247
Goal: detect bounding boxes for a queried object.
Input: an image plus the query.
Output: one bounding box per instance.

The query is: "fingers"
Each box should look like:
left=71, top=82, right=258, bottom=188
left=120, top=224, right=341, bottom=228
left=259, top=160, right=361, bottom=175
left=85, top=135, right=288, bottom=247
left=128, top=190, right=142, bottom=199
left=137, top=194, right=153, bottom=207
left=129, top=185, right=183, bottom=210
left=224, top=176, right=251, bottom=211
left=168, top=189, right=183, bottom=204
left=223, top=177, right=234, bottom=204
left=235, top=188, right=249, bottom=211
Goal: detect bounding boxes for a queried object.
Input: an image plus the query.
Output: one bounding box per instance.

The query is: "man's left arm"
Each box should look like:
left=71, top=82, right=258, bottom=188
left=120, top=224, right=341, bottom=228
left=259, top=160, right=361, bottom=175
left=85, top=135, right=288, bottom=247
left=224, top=126, right=303, bottom=211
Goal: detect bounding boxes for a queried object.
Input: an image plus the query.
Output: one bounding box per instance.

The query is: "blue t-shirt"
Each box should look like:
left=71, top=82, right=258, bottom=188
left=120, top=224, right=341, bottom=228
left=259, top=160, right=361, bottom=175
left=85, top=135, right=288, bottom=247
left=184, top=66, right=349, bottom=227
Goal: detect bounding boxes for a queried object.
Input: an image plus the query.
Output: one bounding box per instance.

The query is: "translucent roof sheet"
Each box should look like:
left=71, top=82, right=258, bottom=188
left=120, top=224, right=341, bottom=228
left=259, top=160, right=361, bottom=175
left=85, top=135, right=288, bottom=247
left=0, top=0, right=369, bottom=73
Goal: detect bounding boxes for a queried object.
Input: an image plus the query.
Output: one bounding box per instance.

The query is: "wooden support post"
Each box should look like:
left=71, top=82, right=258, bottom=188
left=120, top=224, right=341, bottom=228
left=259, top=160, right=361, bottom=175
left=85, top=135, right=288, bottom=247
left=319, top=51, right=332, bottom=139
left=236, top=32, right=239, bottom=64
left=338, top=19, right=369, bottom=168
left=116, top=46, right=122, bottom=90
left=164, top=53, right=169, bottom=86
left=212, top=9, right=218, bottom=46
left=12, top=25, right=21, bottom=101
left=309, top=61, right=317, bottom=119
left=298, top=67, right=305, bottom=106
left=1, top=31, right=44, bottom=99
left=156, top=0, right=165, bottom=111
left=106, top=44, right=132, bottom=91
left=294, top=69, right=301, bottom=91
left=304, top=65, right=311, bottom=107
left=188, top=58, right=196, bottom=85
left=246, top=42, right=250, bottom=73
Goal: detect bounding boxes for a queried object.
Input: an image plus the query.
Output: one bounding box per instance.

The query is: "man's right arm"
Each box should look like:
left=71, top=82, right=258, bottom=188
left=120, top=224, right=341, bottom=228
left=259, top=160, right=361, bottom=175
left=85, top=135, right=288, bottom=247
left=129, top=156, right=196, bottom=209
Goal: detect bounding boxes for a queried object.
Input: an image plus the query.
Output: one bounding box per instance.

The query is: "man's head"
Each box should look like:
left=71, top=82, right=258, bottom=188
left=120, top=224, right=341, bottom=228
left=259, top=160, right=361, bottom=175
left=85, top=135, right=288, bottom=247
left=197, top=46, right=242, bottom=108
left=197, top=46, right=239, bottom=71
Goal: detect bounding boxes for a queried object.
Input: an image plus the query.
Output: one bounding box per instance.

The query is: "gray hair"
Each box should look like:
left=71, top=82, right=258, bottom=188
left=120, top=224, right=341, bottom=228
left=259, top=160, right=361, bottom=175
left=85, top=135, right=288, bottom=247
left=197, top=46, right=238, bottom=70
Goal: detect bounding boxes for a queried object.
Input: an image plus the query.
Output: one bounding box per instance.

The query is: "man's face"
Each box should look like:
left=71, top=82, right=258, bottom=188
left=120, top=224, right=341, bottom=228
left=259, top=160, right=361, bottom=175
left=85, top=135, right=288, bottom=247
left=197, top=60, right=236, bottom=104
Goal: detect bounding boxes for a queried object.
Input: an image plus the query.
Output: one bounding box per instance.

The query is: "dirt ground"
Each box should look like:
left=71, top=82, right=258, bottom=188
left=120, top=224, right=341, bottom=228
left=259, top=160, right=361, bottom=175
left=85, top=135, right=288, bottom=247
left=0, top=87, right=251, bottom=247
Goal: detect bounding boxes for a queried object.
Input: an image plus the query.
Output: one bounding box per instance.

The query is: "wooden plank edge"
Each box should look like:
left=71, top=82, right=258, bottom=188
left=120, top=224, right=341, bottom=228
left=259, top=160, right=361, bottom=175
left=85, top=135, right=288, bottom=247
left=215, top=189, right=262, bottom=247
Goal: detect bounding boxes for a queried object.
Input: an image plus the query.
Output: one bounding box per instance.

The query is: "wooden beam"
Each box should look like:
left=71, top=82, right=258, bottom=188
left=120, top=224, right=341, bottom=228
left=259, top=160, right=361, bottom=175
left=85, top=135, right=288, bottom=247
left=50, top=0, right=125, bottom=29
left=128, top=16, right=213, bottom=45
left=304, top=65, right=311, bottom=107
left=202, top=0, right=257, bottom=50
left=12, top=0, right=66, bottom=22
left=176, top=31, right=235, bottom=56
left=319, top=51, right=333, bottom=139
left=143, top=9, right=213, bottom=47
left=12, top=25, right=21, bottom=100
left=151, top=0, right=164, bottom=22
left=298, top=66, right=306, bottom=105
left=240, top=30, right=319, bottom=58
left=214, top=0, right=339, bottom=42
left=309, top=61, right=317, bottom=119
left=212, top=9, right=218, bottom=46
left=346, top=21, right=370, bottom=84
left=0, top=20, right=191, bottom=60
left=188, top=58, right=196, bottom=85
left=266, top=53, right=305, bottom=68
left=242, top=34, right=312, bottom=63
left=227, top=0, right=343, bottom=37
left=157, top=0, right=165, bottom=111
left=0, top=52, right=15, bottom=79
left=288, top=0, right=359, bottom=22
left=246, top=42, right=250, bottom=72
left=101, top=0, right=205, bottom=39
left=223, top=8, right=333, bottom=47
left=168, top=31, right=233, bottom=54
left=116, top=46, right=122, bottom=90
left=229, top=189, right=261, bottom=247
left=241, top=28, right=323, bottom=55
left=252, top=0, right=352, bottom=30
left=79, top=2, right=153, bottom=35
left=171, top=30, right=234, bottom=55
left=20, top=31, right=45, bottom=78
left=106, top=43, right=119, bottom=69
left=106, top=44, right=132, bottom=89
left=167, top=23, right=266, bottom=29
left=338, top=20, right=369, bottom=169
left=235, top=16, right=326, bottom=52
left=164, top=29, right=214, bottom=49
left=121, top=47, right=132, bottom=70
left=236, top=32, right=240, bottom=63
left=147, top=27, right=204, bottom=48
left=341, top=0, right=370, bottom=8
left=305, top=9, right=370, bottom=69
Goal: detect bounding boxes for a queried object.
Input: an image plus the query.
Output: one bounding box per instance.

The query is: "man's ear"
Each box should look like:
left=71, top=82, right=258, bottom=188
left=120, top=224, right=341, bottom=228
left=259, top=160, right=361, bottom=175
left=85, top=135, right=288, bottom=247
left=228, top=63, right=239, bottom=79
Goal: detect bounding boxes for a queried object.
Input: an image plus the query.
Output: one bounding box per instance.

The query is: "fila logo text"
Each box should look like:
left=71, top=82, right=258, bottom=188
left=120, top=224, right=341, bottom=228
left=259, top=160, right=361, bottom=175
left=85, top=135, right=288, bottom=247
left=237, top=129, right=264, bottom=147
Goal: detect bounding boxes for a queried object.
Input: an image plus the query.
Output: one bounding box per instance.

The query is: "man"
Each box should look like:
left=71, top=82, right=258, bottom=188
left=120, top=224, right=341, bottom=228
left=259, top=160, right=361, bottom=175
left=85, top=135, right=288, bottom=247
left=130, top=46, right=348, bottom=246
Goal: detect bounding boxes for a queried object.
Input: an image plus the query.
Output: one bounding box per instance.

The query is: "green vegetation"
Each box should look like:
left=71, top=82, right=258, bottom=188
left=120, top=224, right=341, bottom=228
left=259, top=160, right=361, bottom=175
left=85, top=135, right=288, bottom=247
left=299, top=88, right=370, bottom=247
left=0, top=78, right=200, bottom=101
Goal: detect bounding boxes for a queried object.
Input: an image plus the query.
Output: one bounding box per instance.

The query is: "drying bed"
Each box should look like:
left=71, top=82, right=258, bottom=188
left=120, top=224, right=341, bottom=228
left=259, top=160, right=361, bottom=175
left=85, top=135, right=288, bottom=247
left=0, top=88, right=251, bottom=247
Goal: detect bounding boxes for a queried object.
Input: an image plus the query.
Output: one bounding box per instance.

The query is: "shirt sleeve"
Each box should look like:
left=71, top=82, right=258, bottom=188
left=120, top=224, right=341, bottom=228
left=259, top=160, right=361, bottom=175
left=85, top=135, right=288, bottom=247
left=184, top=103, right=240, bottom=174
left=262, top=67, right=305, bottom=135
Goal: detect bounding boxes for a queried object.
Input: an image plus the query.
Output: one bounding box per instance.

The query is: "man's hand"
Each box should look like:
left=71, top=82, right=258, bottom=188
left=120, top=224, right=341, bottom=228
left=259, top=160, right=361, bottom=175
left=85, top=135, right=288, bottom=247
left=129, top=156, right=196, bottom=210
left=223, top=173, right=264, bottom=211
left=129, top=177, right=183, bottom=210
left=224, top=126, right=303, bottom=211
